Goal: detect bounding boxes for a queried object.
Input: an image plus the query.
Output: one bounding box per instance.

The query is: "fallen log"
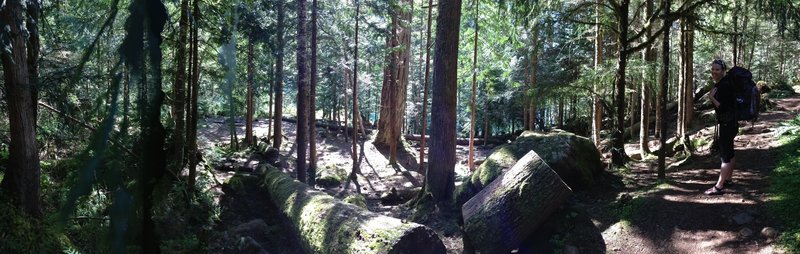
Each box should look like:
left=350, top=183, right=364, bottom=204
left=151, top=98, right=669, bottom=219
left=462, top=151, right=572, bottom=254
left=261, top=166, right=446, bottom=254
left=403, top=134, right=506, bottom=146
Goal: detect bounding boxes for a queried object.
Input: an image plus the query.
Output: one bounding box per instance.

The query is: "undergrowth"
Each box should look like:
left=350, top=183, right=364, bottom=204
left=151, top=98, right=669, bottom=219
left=769, top=114, right=800, bottom=252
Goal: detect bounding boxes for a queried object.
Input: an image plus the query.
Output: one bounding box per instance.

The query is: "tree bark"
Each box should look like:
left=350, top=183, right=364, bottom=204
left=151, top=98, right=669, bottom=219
left=462, top=151, right=572, bottom=254
left=352, top=0, right=361, bottom=175
left=296, top=0, right=309, bottom=183
left=375, top=0, right=411, bottom=165
left=187, top=0, right=201, bottom=193
left=425, top=0, right=462, bottom=203
left=528, top=24, right=539, bottom=131
left=685, top=20, right=694, bottom=134
left=245, top=33, right=255, bottom=146
left=611, top=0, right=631, bottom=166
left=273, top=0, right=286, bottom=149
left=419, top=0, right=434, bottom=172
left=640, top=0, right=655, bottom=155
left=259, top=169, right=446, bottom=253
left=658, top=0, right=672, bottom=179
left=1, top=0, right=42, bottom=218
left=592, top=2, right=603, bottom=146
left=468, top=0, right=479, bottom=171
left=172, top=0, right=189, bottom=167
left=309, top=0, right=319, bottom=186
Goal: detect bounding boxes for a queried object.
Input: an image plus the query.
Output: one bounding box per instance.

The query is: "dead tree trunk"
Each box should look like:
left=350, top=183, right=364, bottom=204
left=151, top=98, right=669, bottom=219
left=259, top=169, right=446, bottom=253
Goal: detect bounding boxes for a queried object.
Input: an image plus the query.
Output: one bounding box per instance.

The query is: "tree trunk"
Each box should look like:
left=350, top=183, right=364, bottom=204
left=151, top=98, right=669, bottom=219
left=352, top=0, right=361, bottom=175
left=296, top=0, right=309, bottom=183
left=273, top=0, right=286, bottom=149
left=592, top=2, right=603, bottom=146
left=0, top=0, right=42, bottom=218
left=309, top=0, right=319, bottom=186
left=640, top=0, right=655, bottom=155
left=245, top=33, right=255, bottom=146
left=425, top=0, right=462, bottom=203
left=462, top=151, right=572, bottom=254
left=259, top=169, right=446, bottom=253
left=267, top=61, right=274, bottom=139
left=468, top=0, right=479, bottom=171
left=612, top=0, right=631, bottom=167
left=419, top=0, right=434, bottom=172
left=172, top=0, right=189, bottom=169
left=658, top=0, right=671, bottom=179
left=528, top=25, right=539, bottom=132
left=375, top=0, right=411, bottom=165
left=187, top=0, right=201, bottom=193
left=685, top=20, right=694, bottom=134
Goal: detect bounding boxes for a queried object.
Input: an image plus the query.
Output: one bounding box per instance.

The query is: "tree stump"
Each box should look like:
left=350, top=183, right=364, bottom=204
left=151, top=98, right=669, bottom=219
left=462, top=151, right=572, bottom=254
left=261, top=166, right=446, bottom=254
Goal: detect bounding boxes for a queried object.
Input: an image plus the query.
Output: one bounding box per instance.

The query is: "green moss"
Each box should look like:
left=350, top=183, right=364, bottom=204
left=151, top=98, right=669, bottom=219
left=343, top=194, right=367, bottom=209
left=457, top=131, right=602, bottom=206
left=0, top=197, right=69, bottom=253
left=768, top=134, right=800, bottom=252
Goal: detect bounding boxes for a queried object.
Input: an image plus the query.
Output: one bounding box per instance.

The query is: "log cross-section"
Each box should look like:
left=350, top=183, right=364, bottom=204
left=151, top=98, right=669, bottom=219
left=261, top=167, right=446, bottom=254
left=461, top=151, right=572, bottom=254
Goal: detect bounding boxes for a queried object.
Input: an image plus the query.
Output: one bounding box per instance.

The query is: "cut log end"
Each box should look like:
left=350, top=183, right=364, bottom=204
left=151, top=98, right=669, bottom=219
left=388, top=226, right=447, bottom=254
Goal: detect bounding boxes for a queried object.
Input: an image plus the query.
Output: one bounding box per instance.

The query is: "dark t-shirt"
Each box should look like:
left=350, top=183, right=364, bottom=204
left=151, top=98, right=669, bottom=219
left=714, top=75, right=736, bottom=124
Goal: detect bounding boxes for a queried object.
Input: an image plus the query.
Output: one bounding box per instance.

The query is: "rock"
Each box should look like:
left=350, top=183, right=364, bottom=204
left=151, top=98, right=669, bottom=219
left=230, top=219, right=269, bottom=238
left=761, top=227, right=779, bottom=239
left=315, top=175, right=342, bottom=188
left=455, top=131, right=603, bottom=206
left=228, top=220, right=270, bottom=253
left=739, top=227, right=754, bottom=238
left=238, top=236, right=268, bottom=254
left=564, top=245, right=579, bottom=254
left=732, top=212, right=754, bottom=225
left=380, top=187, right=404, bottom=206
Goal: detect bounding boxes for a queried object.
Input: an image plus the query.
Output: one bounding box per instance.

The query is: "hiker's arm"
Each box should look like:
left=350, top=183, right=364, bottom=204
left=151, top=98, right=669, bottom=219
left=708, top=88, right=720, bottom=108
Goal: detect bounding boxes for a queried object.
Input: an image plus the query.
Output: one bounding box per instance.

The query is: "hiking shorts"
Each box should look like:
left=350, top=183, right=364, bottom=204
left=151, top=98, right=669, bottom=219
left=718, top=121, right=738, bottom=163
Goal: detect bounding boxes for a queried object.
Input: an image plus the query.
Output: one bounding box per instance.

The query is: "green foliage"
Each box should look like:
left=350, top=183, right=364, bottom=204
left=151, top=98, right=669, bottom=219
left=769, top=121, right=800, bottom=252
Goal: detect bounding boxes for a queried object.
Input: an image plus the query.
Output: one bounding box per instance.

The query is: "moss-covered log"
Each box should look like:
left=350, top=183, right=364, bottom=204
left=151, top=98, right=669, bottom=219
left=462, top=151, right=572, bottom=254
left=261, top=167, right=446, bottom=254
left=455, top=131, right=602, bottom=206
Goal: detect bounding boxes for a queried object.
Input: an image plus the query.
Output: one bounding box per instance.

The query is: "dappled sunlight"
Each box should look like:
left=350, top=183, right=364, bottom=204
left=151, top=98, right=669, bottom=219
left=601, top=221, right=661, bottom=252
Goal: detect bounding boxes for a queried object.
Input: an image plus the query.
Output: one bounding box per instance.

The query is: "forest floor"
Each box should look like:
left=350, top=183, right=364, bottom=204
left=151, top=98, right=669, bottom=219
left=200, top=96, right=800, bottom=253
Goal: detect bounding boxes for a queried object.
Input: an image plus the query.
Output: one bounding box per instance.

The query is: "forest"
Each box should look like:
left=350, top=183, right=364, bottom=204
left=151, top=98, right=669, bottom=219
left=1, top=0, right=800, bottom=253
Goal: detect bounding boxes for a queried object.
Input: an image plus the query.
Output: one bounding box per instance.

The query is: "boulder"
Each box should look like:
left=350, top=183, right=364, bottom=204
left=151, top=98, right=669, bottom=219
left=455, top=131, right=602, bottom=206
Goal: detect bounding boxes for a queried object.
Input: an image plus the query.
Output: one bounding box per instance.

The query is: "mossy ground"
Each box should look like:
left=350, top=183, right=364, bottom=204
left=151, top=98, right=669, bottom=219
left=768, top=130, right=800, bottom=252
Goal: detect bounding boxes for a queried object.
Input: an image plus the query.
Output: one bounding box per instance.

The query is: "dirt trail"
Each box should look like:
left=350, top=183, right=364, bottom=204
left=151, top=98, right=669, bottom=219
left=201, top=97, right=800, bottom=253
left=595, top=97, right=800, bottom=254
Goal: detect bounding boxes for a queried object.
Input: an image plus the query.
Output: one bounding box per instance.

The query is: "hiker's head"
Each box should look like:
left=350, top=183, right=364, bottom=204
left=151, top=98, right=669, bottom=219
left=711, top=59, right=727, bottom=83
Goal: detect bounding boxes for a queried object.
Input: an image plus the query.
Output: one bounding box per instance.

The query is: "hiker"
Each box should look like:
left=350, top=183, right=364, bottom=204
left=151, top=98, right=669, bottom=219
left=705, top=59, right=736, bottom=195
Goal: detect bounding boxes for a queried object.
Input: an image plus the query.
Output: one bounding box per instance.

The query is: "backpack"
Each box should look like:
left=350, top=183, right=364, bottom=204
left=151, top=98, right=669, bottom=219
left=727, top=66, right=760, bottom=122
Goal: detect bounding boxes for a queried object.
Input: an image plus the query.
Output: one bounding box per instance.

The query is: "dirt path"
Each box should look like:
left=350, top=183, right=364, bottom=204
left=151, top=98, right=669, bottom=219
left=201, top=97, right=799, bottom=253
left=594, top=97, right=800, bottom=254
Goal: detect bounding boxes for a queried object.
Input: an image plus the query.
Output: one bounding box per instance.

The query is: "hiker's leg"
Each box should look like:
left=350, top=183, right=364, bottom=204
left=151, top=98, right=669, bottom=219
left=725, top=157, right=735, bottom=182
left=716, top=159, right=734, bottom=188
